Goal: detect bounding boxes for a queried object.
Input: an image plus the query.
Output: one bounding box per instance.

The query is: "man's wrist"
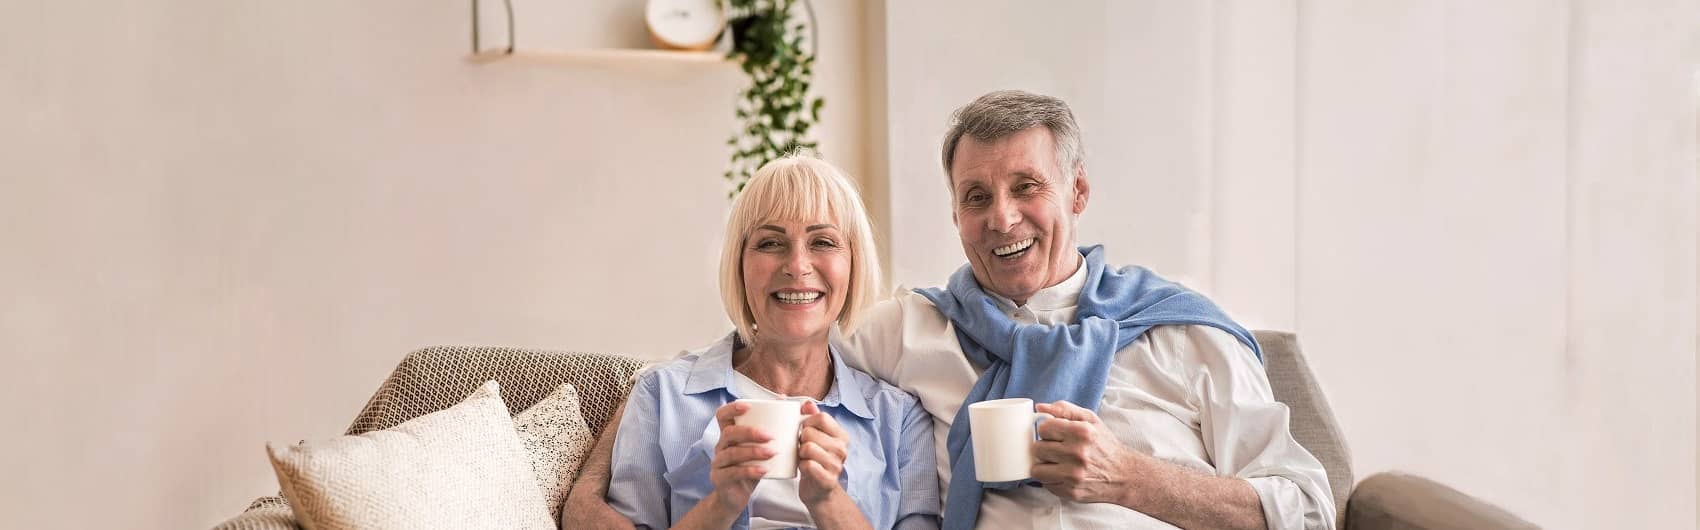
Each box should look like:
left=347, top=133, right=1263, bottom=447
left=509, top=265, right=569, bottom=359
left=1115, top=450, right=1153, bottom=509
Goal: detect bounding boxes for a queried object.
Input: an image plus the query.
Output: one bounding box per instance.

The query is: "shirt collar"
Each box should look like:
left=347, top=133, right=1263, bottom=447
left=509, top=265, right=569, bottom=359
left=985, top=251, right=1088, bottom=312
left=681, top=332, right=875, bottom=420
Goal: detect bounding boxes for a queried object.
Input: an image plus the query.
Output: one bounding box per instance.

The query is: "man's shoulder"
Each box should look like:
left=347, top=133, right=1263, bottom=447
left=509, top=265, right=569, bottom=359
left=841, top=365, right=923, bottom=414
left=1142, top=324, right=1262, bottom=369
left=852, top=289, right=950, bottom=336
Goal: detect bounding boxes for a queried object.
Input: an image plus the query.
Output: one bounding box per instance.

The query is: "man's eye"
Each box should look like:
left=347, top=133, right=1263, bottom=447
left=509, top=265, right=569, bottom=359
left=1016, top=183, right=1038, bottom=193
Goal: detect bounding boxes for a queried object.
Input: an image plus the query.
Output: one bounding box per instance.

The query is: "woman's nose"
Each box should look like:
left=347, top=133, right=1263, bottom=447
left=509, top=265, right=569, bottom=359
left=782, top=247, right=813, bottom=277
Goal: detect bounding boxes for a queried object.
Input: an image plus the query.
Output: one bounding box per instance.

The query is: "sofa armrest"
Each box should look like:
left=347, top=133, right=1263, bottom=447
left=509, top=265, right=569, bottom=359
left=1345, top=472, right=1537, bottom=530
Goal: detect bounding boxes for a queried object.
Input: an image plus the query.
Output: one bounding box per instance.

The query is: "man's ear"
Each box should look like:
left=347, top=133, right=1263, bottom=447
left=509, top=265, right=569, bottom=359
left=1071, top=165, right=1090, bottom=215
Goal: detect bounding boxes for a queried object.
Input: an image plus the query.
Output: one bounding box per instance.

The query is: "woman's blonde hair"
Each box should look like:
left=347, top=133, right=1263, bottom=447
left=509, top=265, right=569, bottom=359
left=720, top=155, right=883, bottom=346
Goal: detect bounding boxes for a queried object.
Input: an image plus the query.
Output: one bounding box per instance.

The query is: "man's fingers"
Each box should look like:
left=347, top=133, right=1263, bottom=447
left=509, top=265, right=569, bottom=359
left=1030, top=462, right=1071, bottom=485
left=1035, top=400, right=1100, bottom=423
left=1031, top=439, right=1082, bottom=465
left=1035, top=416, right=1093, bottom=443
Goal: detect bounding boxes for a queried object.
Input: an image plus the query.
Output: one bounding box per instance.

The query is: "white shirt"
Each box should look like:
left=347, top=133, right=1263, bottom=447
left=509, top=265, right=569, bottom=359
left=730, top=372, right=816, bottom=530
left=836, top=263, right=1336, bottom=530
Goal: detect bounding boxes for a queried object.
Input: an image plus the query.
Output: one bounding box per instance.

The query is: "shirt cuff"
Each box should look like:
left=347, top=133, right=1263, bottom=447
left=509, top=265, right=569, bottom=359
left=1247, top=475, right=1307, bottom=530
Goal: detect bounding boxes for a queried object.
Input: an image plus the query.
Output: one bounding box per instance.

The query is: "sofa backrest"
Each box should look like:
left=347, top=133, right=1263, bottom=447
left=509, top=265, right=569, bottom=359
left=345, top=338, right=1352, bottom=523
left=1255, top=330, right=1353, bottom=526
left=343, top=346, right=646, bottom=438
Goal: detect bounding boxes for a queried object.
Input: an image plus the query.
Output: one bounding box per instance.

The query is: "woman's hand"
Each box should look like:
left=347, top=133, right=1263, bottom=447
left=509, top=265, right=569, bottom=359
left=707, top=401, right=775, bottom=512
left=796, top=400, right=851, bottom=506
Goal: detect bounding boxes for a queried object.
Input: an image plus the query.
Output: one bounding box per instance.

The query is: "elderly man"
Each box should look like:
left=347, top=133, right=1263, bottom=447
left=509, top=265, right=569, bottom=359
left=569, top=90, right=1333, bottom=530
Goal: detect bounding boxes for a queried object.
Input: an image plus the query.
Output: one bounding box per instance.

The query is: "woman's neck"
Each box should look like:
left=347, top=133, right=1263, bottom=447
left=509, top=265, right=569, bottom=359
left=732, top=336, right=833, bottom=400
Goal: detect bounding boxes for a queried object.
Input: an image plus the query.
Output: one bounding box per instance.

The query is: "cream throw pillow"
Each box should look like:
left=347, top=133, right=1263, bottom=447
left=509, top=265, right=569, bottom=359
left=267, top=381, right=554, bottom=530
left=513, top=383, right=595, bottom=522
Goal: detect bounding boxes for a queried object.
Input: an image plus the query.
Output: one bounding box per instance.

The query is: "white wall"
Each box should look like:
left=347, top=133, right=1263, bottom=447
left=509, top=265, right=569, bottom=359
left=0, top=1, right=865, bottom=528
left=875, top=1, right=1699, bottom=528
left=880, top=1, right=1220, bottom=298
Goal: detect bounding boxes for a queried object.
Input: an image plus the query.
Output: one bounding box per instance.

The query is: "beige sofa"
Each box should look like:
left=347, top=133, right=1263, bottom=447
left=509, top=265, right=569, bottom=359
left=213, top=332, right=1537, bottom=530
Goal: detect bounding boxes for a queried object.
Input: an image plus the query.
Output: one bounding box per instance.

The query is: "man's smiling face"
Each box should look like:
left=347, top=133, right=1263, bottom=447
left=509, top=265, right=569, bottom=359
left=948, top=127, right=1089, bottom=305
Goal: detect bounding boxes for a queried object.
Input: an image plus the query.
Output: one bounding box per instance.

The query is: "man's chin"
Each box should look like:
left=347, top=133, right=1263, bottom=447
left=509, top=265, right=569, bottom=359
left=986, top=277, right=1040, bottom=301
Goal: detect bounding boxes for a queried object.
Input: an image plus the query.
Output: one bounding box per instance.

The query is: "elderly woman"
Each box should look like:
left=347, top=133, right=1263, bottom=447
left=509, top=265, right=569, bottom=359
left=605, top=155, right=938, bottom=530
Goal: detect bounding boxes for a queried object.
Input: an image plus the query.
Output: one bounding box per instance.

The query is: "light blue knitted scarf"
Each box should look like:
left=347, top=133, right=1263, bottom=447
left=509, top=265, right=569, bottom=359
left=918, top=245, right=1260, bottom=530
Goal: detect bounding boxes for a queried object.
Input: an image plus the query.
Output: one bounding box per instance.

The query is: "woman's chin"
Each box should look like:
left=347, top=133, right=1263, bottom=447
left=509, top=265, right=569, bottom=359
left=754, top=322, right=833, bottom=345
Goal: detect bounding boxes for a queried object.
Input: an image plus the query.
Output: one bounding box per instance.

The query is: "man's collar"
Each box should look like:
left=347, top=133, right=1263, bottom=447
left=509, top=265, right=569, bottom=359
left=681, top=332, right=874, bottom=420
left=985, top=251, right=1088, bottom=312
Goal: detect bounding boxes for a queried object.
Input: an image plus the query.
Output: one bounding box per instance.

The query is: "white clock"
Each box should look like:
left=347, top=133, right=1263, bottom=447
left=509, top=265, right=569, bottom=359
left=646, top=0, right=726, bottom=51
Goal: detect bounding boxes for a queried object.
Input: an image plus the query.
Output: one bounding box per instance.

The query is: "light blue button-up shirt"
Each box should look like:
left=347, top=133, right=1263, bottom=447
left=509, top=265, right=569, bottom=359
left=607, top=333, right=940, bottom=530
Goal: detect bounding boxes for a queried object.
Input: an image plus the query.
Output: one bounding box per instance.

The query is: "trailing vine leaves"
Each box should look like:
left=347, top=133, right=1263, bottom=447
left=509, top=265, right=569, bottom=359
left=724, top=0, right=823, bottom=198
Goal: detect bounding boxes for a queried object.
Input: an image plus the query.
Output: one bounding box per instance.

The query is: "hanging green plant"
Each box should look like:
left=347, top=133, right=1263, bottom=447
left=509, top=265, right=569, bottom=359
left=724, top=0, right=823, bottom=198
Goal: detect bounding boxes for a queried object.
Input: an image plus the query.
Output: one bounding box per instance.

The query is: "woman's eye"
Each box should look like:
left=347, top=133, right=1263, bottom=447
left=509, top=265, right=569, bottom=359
left=812, top=239, right=839, bottom=249
left=756, top=240, right=782, bottom=250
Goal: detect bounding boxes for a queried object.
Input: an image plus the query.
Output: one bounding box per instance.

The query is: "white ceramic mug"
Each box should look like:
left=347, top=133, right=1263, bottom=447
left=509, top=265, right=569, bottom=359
left=733, top=398, right=803, bottom=479
left=968, top=398, right=1049, bottom=482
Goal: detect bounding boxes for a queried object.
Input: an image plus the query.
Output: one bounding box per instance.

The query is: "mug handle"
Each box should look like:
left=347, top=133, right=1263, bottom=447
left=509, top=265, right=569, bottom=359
left=1031, top=411, right=1055, bottom=444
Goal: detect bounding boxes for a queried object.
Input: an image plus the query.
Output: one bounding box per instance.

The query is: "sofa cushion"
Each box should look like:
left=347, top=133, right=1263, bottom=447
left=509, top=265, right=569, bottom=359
left=210, top=496, right=298, bottom=530
left=514, top=382, right=595, bottom=521
left=267, top=381, right=554, bottom=530
left=1255, top=330, right=1353, bottom=527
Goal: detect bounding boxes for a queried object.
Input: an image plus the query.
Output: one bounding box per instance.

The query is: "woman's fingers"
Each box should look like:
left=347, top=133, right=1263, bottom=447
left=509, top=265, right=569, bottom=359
left=799, top=409, right=849, bottom=440
left=714, top=401, right=750, bottom=430
left=800, top=459, right=835, bottom=485
left=799, top=425, right=849, bottom=461
left=797, top=441, right=843, bottom=476
left=712, top=444, right=775, bottom=468
left=715, top=424, right=773, bottom=451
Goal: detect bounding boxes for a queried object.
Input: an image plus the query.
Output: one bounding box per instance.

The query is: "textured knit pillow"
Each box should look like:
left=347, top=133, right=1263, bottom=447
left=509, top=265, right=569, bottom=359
left=513, top=383, right=595, bottom=522
left=267, top=381, right=554, bottom=530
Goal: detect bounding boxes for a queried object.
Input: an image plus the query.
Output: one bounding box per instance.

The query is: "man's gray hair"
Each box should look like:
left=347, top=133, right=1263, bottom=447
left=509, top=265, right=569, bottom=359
left=940, top=90, right=1085, bottom=187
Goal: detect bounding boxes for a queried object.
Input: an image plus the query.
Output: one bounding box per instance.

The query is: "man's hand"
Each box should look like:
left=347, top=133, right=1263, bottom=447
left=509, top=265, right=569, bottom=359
left=708, top=401, right=775, bottom=511
left=796, top=400, right=851, bottom=505
left=565, top=399, right=635, bottom=530
left=1031, top=400, right=1146, bottom=505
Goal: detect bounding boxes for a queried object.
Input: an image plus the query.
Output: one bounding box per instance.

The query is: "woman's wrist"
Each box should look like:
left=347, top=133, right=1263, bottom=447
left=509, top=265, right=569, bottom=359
left=707, top=488, right=745, bottom=515
left=803, top=489, right=864, bottom=528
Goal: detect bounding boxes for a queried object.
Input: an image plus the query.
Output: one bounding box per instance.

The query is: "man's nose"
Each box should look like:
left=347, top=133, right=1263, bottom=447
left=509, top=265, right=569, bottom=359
left=986, top=196, right=1020, bottom=233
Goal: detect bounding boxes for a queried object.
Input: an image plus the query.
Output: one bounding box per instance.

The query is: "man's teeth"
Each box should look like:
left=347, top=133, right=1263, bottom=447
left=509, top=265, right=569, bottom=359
left=775, top=292, right=823, bottom=304
left=993, top=238, right=1036, bottom=257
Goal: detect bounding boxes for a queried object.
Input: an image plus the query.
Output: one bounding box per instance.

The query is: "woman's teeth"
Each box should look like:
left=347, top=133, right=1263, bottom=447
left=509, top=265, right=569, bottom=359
left=993, top=238, right=1036, bottom=257
left=775, top=292, right=823, bottom=304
